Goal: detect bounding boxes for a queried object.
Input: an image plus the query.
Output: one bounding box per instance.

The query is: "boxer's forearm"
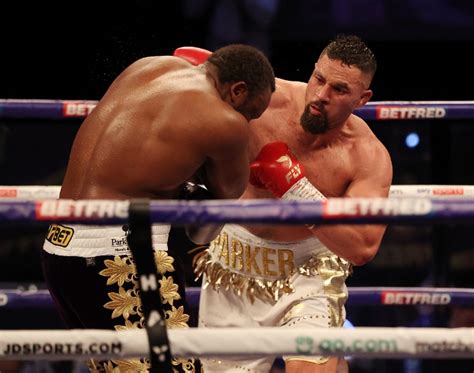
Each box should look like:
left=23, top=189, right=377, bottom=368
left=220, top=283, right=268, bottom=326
left=307, top=224, right=386, bottom=266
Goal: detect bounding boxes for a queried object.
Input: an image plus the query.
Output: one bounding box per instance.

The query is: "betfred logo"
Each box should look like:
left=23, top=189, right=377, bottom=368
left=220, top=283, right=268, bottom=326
left=432, top=188, right=464, bottom=195
left=0, top=189, right=17, bottom=198
left=323, top=198, right=432, bottom=218
left=63, top=102, right=96, bottom=117
left=376, top=106, right=446, bottom=120
left=35, top=200, right=129, bottom=221
left=382, top=291, right=451, bottom=305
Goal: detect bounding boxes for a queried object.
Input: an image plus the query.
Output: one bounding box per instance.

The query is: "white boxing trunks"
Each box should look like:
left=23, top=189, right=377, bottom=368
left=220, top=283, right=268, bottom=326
left=194, top=224, right=351, bottom=372
left=43, top=224, right=170, bottom=256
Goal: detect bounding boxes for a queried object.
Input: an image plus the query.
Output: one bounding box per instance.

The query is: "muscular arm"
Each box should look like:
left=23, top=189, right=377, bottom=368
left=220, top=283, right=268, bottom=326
left=309, top=143, right=393, bottom=266
left=185, top=111, right=250, bottom=244
left=200, top=116, right=251, bottom=199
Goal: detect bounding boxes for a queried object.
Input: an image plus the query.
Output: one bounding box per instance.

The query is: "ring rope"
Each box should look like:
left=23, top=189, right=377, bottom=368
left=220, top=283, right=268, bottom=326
left=2, top=99, right=474, bottom=120
left=1, top=287, right=473, bottom=309
left=2, top=197, right=474, bottom=225
left=1, top=185, right=473, bottom=200
left=0, top=327, right=472, bottom=360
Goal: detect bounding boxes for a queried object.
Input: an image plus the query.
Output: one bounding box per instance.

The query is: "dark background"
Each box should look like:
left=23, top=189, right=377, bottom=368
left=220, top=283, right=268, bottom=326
left=1, top=1, right=474, bottom=372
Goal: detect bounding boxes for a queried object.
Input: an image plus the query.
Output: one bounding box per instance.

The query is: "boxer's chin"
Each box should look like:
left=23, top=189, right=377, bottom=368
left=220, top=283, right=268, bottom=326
left=300, top=106, right=328, bottom=134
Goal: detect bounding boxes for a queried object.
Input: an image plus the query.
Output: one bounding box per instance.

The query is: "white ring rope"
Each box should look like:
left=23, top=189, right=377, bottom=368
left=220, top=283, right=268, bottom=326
left=1, top=185, right=474, bottom=199
left=0, top=327, right=472, bottom=360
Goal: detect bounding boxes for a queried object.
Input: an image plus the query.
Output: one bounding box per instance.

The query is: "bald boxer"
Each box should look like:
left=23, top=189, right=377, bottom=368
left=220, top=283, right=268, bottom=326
left=41, top=44, right=275, bottom=372
left=194, top=35, right=393, bottom=372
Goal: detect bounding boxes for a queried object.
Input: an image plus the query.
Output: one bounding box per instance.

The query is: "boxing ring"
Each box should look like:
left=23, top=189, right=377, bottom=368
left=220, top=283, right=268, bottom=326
left=0, top=100, right=474, bottom=371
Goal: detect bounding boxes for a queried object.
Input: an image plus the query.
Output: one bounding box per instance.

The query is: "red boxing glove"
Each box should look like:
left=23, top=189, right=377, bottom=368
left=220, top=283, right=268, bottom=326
left=173, top=46, right=211, bottom=65
left=250, top=142, right=326, bottom=201
left=250, top=142, right=305, bottom=197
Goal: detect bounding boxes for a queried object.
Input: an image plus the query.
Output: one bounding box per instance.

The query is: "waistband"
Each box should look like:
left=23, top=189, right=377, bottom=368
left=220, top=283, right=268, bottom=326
left=207, top=224, right=330, bottom=278
left=42, top=224, right=170, bottom=257
left=193, top=224, right=350, bottom=303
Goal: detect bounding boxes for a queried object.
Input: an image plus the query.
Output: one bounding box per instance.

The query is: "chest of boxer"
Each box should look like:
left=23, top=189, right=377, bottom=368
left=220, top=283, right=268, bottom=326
left=250, top=120, right=355, bottom=199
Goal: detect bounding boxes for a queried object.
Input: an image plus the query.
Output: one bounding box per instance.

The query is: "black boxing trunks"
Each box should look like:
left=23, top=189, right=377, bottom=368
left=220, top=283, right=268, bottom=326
left=41, top=224, right=201, bottom=372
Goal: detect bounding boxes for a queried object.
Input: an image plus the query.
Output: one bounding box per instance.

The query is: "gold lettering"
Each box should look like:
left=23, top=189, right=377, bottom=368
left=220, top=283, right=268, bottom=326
left=211, top=232, right=228, bottom=253
left=218, top=234, right=230, bottom=266
left=212, top=234, right=298, bottom=279
left=278, top=249, right=295, bottom=277
left=262, top=247, right=278, bottom=276
left=246, top=246, right=261, bottom=275
left=231, top=239, right=244, bottom=270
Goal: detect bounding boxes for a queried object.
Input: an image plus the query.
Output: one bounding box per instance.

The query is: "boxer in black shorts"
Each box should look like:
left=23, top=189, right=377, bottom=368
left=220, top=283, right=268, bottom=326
left=41, top=44, right=275, bottom=372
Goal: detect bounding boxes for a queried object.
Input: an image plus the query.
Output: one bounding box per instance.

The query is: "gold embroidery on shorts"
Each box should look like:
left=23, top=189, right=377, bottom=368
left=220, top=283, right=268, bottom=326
left=209, top=234, right=295, bottom=278
left=111, top=359, right=150, bottom=372
left=218, top=240, right=230, bottom=265
left=100, top=256, right=135, bottom=286
left=89, top=358, right=150, bottom=372
left=281, top=257, right=351, bottom=366
left=194, top=242, right=351, bottom=308
left=231, top=239, right=244, bottom=270
left=154, top=250, right=175, bottom=274
left=173, top=357, right=198, bottom=372
left=278, top=249, right=295, bottom=277
left=115, top=319, right=142, bottom=331
left=211, top=232, right=228, bottom=254
left=262, top=247, right=277, bottom=276
left=166, top=305, right=190, bottom=328
left=159, top=275, right=181, bottom=306
left=317, top=256, right=351, bottom=327
left=194, top=249, right=293, bottom=304
left=94, top=250, right=196, bottom=372
left=245, top=245, right=261, bottom=275
left=104, top=287, right=140, bottom=319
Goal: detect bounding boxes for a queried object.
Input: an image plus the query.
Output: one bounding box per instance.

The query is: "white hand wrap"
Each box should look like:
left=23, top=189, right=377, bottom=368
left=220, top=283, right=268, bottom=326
left=281, top=177, right=325, bottom=230
left=281, top=177, right=326, bottom=201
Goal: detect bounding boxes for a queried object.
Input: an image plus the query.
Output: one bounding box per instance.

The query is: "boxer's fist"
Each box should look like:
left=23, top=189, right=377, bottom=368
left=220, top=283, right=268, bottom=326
left=173, top=46, right=211, bottom=65
left=179, top=182, right=213, bottom=200
left=179, top=182, right=222, bottom=244
left=250, top=142, right=305, bottom=197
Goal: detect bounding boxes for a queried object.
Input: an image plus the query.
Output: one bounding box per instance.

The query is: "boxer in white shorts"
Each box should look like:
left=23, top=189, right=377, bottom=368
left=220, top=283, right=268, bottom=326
left=195, top=224, right=351, bottom=372
left=192, top=35, right=392, bottom=373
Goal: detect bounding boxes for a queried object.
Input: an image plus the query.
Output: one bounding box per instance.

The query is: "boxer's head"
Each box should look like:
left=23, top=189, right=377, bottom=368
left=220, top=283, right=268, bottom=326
left=302, top=35, right=376, bottom=134
left=207, top=44, right=275, bottom=121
